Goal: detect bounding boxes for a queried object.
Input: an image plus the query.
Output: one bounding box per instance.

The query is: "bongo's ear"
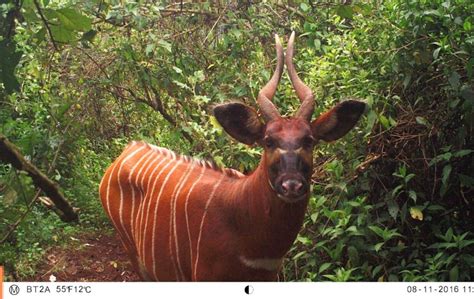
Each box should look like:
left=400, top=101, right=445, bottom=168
left=213, top=102, right=264, bottom=145
left=311, top=100, right=366, bottom=141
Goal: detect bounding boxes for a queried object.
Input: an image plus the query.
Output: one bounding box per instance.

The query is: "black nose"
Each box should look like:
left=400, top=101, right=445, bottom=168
left=281, top=179, right=303, bottom=195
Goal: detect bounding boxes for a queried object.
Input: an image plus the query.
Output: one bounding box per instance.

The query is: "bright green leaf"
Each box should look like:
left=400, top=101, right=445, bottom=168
left=55, top=8, right=92, bottom=31
left=300, top=3, right=310, bottom=12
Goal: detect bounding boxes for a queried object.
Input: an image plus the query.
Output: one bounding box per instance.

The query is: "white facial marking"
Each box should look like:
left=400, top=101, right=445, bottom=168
left=276, top=147, right=303, bottom=155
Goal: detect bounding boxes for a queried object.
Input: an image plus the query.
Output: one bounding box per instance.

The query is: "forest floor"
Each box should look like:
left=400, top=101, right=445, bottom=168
left=24, top=232, right=140, bottom=282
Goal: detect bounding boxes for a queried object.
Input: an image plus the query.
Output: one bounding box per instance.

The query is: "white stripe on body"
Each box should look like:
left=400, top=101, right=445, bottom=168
left=137, top=156, right=169, bottom=261
left=192, top=175, right=226, bottom=281
left=122, top=150, right=153, bottom=245
left=184, top=167, right=206, bottom=279
left=169, top=162, right=196, bottom=281
left=150, top=161, right=183, bottom=280
left=128, top=150, right=155, bottom=242
left=133, top=154, right=161, bottom=246
left=114, top=144, right=146, bottom=246
left=140, top=158, right=175, bottom=274
left=103, top=141, right=137, bottom=222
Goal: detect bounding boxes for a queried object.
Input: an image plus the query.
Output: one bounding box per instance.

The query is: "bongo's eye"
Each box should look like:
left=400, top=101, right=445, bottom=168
left=302, top=136, right=314, bottom=149
left=264, top=137, right=276, bottom=149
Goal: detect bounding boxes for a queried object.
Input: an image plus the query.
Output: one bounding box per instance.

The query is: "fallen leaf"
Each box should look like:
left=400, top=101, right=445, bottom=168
left=47, top=254, right=58, bottom=264
left=410, top=207, right=423, bottom=221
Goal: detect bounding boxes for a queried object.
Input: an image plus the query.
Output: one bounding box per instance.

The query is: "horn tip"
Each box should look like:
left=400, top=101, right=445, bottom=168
left=289, top=31, right=296, bottom=42
left=274, top=34, right=282, bottom=46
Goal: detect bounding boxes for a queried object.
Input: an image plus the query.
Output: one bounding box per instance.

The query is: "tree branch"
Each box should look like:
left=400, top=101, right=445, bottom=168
left=33, top=0, right=59, bottom=51
left=0, top=134, right=78, bottom=222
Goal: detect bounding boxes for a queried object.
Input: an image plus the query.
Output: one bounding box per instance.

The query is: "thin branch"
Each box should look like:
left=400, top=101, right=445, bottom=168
left=160, top=8, right=217, bottom=17
left=0, top=190, right=41, bottom=244
left=202, top=4, right=229, bottom=45
left=33, top=0, right=58, bottom=51
left=275, top=4, right=307, bottom=20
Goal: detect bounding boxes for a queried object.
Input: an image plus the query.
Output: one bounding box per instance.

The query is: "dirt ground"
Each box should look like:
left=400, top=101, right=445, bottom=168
left=24, top=233, right=140, bottom=282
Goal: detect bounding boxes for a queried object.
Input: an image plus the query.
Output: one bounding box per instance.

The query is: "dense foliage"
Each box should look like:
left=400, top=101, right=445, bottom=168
left=0, top=0, right=473, bottom=281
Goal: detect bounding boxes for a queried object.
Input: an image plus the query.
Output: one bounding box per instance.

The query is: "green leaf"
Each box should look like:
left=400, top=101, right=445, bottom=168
left=292, top=250, right=307, bottom=260
left=445, top=228, right=454, bottom=242
left=387, top=198, right=399, bottom=220
left=310, top=212, right=318, bottom=223
left=0, top=40, right=22, bottom=94
left=423, top=9, right=442, bottom=17
left=391, top=184, right=403, bottom=197
left=366, top=110, right=377, bottom=131
left=404, top=173, right=415, bottom=183
left=56, top=8, right=92, bottom=31
left=429, top=152, right=452, bottom=166
left=300, top=3, right=310, bottom=12
left=464, top=20, right=472, bottom=31
left=441, top=164, right=452, bottom=186
left=369, top=225, right=385, bottom=239
left=336, top=5, right=353, bottom=19
left=374, top=242, right=384, bottom=252
left=145, top=44, right=155, bottom=56
left=173, top=66, right=183, bottom=74
left=408, top=190, right=417, bottom=202
left=453, top=149, right=473, bottom=157
left=318, top=262, right=331, bottom=274
left=449, top=266, right=459, bottom=281
left=433, top=47, right=441, bottom=59
left=158, top=40, right=172, bottom=53
left=50, top=25, right=75, bottom=43
left=372, top=265, right=383, bottom=278
left=347, top=246, right=359, bottom=266
left=440, top=164, right=452, bottom=196
left=415, top=116, right=429, bottom=126
left=314, top=39, right=321, bottom=50
left=379, top=114, right=390, bottom=129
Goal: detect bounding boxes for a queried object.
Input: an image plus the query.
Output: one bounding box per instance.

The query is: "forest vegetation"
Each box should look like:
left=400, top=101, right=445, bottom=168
left=0, top=0, right=473, bottom=281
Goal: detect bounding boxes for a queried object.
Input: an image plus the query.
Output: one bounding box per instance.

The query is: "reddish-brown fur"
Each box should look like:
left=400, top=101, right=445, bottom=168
left=99, top=141, right=307, bottom=281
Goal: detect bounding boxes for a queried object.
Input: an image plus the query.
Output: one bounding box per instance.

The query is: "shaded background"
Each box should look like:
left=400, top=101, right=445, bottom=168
left=0, top=0, right=473, bottom=281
